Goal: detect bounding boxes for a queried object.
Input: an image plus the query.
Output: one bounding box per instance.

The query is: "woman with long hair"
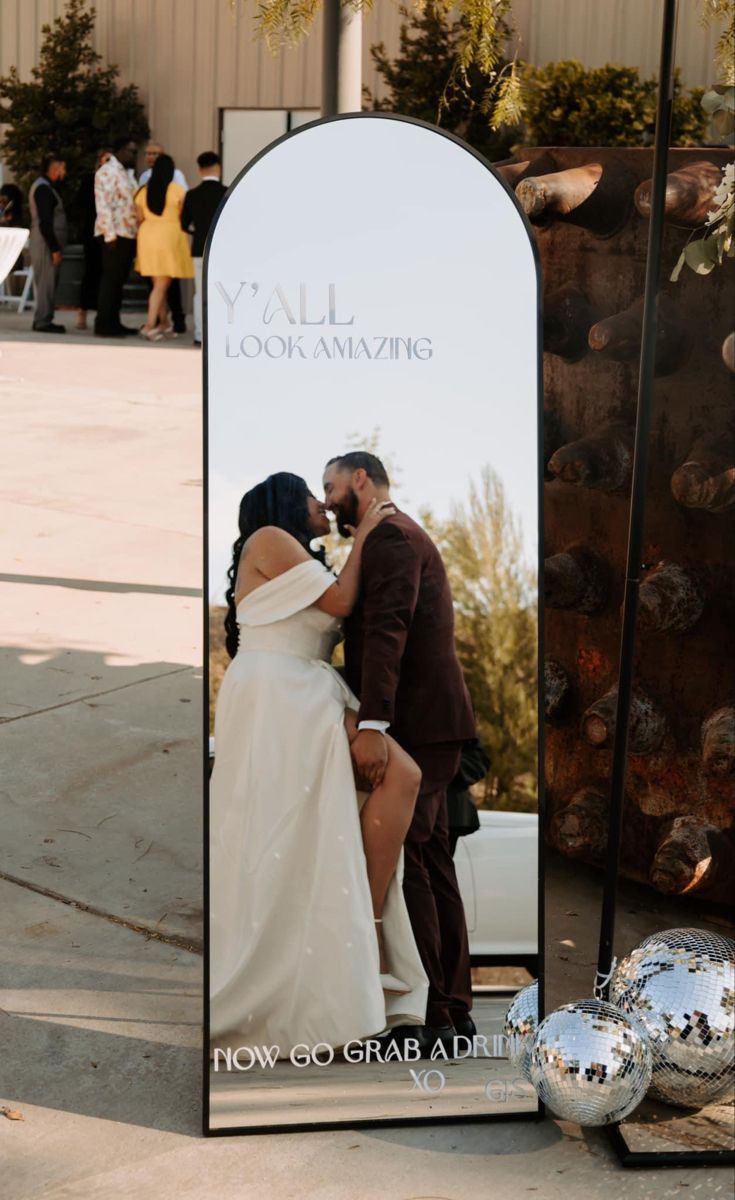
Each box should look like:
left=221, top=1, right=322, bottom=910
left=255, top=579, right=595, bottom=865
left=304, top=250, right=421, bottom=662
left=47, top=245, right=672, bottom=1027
left=209, top=472, right=428, bottom=1058
left=134, top=153, right=193, bottom=340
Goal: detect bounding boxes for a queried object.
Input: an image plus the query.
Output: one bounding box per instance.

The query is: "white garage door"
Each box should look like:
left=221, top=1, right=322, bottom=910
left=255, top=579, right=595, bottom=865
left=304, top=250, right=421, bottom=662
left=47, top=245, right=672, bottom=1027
left=221, top=109, right=320, bottom=186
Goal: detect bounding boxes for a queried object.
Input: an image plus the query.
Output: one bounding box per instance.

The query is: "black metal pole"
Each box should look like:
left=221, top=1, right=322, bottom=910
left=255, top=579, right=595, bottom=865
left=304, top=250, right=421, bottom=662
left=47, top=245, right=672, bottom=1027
left=322, top=0, right=340, bottom=117
left=595, top=0, right=679, bottom=996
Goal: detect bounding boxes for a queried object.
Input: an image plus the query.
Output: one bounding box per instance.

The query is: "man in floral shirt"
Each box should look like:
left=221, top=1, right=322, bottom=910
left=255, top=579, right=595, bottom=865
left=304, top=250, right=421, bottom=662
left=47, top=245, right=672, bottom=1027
left=94, top=137, right=139, bottom=337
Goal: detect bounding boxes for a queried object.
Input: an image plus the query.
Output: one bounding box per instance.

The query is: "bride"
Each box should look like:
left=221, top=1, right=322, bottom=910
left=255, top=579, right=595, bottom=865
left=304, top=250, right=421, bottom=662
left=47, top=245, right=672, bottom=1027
left=209, top=471, right=429, bottom=1057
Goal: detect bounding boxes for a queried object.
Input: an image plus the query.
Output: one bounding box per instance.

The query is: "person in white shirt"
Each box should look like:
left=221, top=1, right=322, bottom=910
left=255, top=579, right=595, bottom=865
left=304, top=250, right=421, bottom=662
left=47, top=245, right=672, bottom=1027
left=138, top=141, right=188, bottom=189
left=94, top=136, right=139, bottom=337
left=139, top=142, right=188, bottom=332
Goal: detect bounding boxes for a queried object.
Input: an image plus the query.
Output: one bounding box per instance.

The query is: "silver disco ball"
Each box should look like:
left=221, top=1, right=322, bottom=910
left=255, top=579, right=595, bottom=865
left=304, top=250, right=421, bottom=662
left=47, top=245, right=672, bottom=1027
left=504, top=980, right=538, bottom=1080
left=529, top=999, right=652, bottom=1126
left=610, top=927, right=735, bottom=1109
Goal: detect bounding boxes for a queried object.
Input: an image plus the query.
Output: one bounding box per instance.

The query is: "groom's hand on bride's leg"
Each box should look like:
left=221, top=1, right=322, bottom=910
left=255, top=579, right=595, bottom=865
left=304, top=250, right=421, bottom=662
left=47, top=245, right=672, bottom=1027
left=350, top=730, right=388, bottom=789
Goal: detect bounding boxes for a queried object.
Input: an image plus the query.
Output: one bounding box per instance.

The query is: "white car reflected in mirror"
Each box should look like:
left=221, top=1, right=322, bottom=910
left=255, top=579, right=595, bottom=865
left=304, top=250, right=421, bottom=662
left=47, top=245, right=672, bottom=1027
left=454, top=810, right=538, bottom=967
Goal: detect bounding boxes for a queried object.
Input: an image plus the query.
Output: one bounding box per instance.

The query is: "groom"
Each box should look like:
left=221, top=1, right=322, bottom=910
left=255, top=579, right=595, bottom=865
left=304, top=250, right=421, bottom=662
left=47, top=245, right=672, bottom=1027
left=323, top=451, right=477, bottom=1052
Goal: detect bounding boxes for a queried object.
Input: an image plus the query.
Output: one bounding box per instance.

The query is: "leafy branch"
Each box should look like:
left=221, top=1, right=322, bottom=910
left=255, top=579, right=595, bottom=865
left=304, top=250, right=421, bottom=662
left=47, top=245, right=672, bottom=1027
left=671, top=159, right=735, bottom=279
left=699, top=0, right=735, bottom=85
left=234, top=0, right=521, bottom=131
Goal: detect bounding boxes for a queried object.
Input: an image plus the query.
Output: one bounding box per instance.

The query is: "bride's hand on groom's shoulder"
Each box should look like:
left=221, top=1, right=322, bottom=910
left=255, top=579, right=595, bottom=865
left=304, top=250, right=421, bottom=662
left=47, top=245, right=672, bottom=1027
left=348, top=498, right=396, bottom=540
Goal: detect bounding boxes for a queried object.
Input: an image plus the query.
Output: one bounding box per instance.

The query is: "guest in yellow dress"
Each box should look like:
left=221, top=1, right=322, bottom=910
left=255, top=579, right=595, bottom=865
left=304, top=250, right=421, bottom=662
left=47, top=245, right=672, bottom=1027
left=135, top=154, right=193, bottom=341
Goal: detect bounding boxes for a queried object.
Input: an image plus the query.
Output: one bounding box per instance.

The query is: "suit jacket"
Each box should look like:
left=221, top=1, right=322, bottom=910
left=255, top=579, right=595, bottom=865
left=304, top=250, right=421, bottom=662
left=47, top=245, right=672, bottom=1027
left=344, top=510, right=476, bottom=749
left=446, top=738, right=490, bottom=836
left=181, top=179, right=227, bottom=257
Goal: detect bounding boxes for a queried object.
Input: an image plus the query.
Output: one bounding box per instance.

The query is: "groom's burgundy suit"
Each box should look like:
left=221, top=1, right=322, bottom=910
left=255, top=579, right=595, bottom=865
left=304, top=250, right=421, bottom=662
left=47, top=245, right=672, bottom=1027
left=343, top=509, right=476, bottom=1028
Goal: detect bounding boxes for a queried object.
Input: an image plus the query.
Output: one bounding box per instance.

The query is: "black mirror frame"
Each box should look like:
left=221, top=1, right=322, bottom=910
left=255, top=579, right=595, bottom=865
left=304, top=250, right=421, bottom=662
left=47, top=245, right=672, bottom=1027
left=201, top=111, right=546, bottom=1138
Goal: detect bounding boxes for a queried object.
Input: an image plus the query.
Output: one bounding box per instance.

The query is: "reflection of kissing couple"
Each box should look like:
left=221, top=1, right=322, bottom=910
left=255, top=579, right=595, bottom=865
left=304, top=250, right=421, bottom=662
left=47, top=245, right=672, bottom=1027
left=209, top=451, right=477, bottom=1059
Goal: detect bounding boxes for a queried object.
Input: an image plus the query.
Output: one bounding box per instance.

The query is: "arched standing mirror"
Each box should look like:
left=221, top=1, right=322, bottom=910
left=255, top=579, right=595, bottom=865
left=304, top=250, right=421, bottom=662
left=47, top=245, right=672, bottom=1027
left=204, top=113, right=543, bottom=1135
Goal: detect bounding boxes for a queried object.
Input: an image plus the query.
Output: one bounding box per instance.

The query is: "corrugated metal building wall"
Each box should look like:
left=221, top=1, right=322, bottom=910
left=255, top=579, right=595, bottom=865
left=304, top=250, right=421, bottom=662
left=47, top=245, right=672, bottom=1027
left=0, top=0, right=724, bottom=185
left=514, top=0, right=721, bottom=83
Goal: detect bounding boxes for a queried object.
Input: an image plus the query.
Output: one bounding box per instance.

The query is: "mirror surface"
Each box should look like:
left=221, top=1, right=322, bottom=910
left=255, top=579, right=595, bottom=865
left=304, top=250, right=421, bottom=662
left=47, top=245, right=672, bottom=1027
left=205, top=115, right=541, bottom=1131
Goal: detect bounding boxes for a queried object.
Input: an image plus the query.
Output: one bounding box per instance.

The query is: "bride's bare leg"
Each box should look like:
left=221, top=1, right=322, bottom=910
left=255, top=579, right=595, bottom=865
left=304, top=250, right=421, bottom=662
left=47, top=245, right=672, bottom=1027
left=344, top=710, right=421, bottom=971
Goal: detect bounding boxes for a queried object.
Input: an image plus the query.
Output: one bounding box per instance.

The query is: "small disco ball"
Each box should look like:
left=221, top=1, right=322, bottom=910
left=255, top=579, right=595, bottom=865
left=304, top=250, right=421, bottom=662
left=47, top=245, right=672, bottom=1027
left=504, top=980, right=538, bottom=1080
left=610, top=927, right=735, bottom=1109
left=529, top=999, right=652, bottom=1126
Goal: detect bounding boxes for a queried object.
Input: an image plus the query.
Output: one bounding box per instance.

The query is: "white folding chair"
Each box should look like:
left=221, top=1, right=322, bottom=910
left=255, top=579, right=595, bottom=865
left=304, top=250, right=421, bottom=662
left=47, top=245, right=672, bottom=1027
left=0, top=228, right=31, bottom=310
left=14, top=266, right=34, bottom=312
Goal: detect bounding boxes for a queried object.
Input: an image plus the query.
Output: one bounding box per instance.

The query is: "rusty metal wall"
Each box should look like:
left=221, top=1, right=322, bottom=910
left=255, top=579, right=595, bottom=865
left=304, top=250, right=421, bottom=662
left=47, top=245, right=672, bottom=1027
left=498, top=146, right=734, bottom=904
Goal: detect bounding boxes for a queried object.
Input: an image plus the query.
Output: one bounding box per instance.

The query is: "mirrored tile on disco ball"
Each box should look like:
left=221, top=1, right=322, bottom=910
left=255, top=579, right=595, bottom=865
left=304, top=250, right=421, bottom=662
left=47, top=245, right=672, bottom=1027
left=611, top=927, right=735, bottom=1109
left=504, top=980, right=538, bottom=1081
left=529, top=999, right=652, bottom=1126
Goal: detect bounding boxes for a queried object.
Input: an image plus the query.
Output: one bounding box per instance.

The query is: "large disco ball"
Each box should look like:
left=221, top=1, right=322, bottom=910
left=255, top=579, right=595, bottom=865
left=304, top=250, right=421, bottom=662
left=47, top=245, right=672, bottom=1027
left=610, top=927, right=735, bottom=1109
left=529, top=999, right=652, bottom=1126
left=504, top=980, right=538, bottom=1080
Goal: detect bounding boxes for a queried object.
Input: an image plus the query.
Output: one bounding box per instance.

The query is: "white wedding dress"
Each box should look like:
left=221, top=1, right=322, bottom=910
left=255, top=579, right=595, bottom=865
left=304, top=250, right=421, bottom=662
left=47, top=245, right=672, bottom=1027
left=209, top=558, right=428, bottom=1056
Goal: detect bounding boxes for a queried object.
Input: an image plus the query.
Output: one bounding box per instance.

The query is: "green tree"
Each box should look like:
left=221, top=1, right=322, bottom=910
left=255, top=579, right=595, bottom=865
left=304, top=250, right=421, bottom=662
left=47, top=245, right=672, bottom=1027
left=366, top=5, right=517, bottom=160
left=519, top=61, right=707, bottom=148
left=0, top=0, right=149, bottom=235
left=422, top=466, right=538, bottom=812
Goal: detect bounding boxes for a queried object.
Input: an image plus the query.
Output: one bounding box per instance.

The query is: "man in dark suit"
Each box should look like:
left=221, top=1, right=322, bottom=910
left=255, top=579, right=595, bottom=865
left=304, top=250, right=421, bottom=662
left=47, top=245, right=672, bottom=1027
left=181, top=152, right=227, bottom=346
left=323, top=451, right=477, bottom=1052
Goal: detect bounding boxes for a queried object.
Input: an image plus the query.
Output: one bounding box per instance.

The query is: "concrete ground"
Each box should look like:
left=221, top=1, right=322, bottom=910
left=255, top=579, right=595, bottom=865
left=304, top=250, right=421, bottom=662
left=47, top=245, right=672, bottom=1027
left=1, top=321, right=732, bottom=1199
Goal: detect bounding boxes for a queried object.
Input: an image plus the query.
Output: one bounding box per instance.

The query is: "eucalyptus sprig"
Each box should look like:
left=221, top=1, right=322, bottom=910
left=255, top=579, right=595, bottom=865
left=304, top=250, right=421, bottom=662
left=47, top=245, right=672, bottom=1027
left=671, top=160, right=735, bottom=279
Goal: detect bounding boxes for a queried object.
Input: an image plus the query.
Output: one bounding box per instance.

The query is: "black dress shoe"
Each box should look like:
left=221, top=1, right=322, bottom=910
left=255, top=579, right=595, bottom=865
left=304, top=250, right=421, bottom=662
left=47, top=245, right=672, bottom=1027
left=34, top=322, right=66, bottom=333
left=452, top=1014, right=477, bottom=1040
left=372, top=1025, right=432, bottom=1056
left=173, top=320, right=186, bottom=334
left=421, top=1025, right=457, bottom=1059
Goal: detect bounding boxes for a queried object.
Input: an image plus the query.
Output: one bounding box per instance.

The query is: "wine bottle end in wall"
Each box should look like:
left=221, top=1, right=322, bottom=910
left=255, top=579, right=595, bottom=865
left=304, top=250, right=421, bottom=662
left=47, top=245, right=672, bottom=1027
left=634, top=160, right=725, bottom=228
left=701, top=706, right=735, bottom=777
left=549, top=786, right=609, bottom=860
left=671, top=436, right=735, bottom=513
left=650, top=817, right=735, bottom=900
left=581, top=685, right=668, bottom=755
left=543, top=285, right=594, bottom=361
left=722, top=331, right=735, bottom=374
left=545, top=544, right=608, bottom=613
left=515, top=161, right=634, bottom=236
left=547, top=423, right=633, bottom=491
left=495, top=153, right=556, bottom=189
left=588, top=294, right=688, bottom=375
left=516, top=164, right=602, bottom=222
left=544, top=657, right=570, bottom=721
left=588, top=301, right=642, bottom=360
left=637, top=562, right=705, bottom=633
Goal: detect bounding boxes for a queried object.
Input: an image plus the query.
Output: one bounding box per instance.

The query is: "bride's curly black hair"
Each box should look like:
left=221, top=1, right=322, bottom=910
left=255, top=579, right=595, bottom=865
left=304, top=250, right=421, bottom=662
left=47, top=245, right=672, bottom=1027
left=224, top=472, right=327, bottom=658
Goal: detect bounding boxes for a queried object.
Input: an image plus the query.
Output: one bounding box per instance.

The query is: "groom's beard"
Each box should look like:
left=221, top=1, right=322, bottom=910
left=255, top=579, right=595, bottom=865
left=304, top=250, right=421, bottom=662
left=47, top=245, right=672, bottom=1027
left=335, top=489, right=360, bottom=538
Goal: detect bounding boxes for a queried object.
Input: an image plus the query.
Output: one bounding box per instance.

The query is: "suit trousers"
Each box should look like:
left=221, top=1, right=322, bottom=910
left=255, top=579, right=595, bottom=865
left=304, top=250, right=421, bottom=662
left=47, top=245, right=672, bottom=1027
left=29, top=232, right=58, bottom=329
left=401, top=741, right=473, bottom=1028
left=95, top=237, right=135, bottom=334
